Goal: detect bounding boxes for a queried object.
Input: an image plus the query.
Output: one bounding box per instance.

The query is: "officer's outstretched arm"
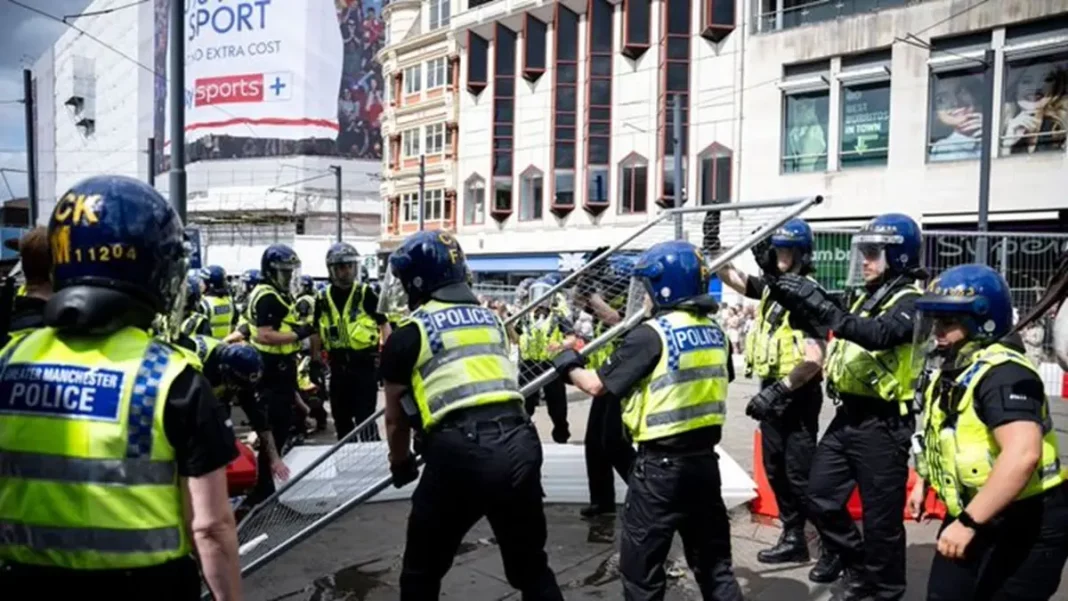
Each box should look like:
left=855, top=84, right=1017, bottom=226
left=184, top=467, right=242, bottom=601
left=715, top=263, right=749, bottom=296
left=563, top=367, right=605, bottom=397
left=834, top=297, right=917, bottom=351
left=586, top=294, right=621, bottom=326
left=384, top=382, right=413, bottom=463
left=782, top=338, right=825, bottom=390
left=961, top=421, right=1044, bottom=525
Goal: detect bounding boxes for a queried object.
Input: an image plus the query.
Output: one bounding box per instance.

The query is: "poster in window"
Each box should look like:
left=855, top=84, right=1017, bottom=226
left=1001, top=54, right=1068, bottom=155
left=783, top=92, right=829, bottom=172
left=928, top=69, right=987, bottom=162
left=840, top=82, right=890, bottom=166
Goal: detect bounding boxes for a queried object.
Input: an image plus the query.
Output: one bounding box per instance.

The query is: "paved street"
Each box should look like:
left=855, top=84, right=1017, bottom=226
left=242, top=362, right=1068, bottom=600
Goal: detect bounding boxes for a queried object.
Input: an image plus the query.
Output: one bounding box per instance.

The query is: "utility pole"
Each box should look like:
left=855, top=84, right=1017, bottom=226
left=168, top=0, right=186, bottom=223
left=672, top=94, right=684, bottom=240
left=147, top=137, right=156, bottom=187
left=974, top=47, right=995, bottom=264
left=22, top=69, right=38, bottom=225
left=418, top=154, right=426, bottom=231
left=331, top=165, right=342, bottom=242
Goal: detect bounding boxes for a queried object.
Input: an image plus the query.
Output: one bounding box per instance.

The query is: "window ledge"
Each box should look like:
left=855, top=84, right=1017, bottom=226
left=656, top=197, right=681, bottom=209
left=550, top=204, right=575, bottom=218
left=523, top=68, right=545, bottom=83
left=622, top=43, right=649, bottom=60
left=583, top=201, right=610, bottom=216
left=699, top=24, right=734, bottom=43
left=467, top=82, right=487, bottom=96
left=490, top=208, right=513, bottom=223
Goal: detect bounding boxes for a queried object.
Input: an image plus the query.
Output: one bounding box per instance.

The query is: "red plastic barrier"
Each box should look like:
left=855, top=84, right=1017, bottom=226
left=750, top=429, right=947, bottom=522
left=226, top=441, right=257, bottom=496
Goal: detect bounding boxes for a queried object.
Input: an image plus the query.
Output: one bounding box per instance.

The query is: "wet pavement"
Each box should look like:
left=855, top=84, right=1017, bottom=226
left=240, top=360, right=1068, bottom=600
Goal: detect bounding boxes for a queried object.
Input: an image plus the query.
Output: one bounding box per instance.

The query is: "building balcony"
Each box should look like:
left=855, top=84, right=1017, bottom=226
left=754, top=0, right=929, bottom=35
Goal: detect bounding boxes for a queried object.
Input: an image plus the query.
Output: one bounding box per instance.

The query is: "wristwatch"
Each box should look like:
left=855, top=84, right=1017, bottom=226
left=957, top=510, right=986, bottom=531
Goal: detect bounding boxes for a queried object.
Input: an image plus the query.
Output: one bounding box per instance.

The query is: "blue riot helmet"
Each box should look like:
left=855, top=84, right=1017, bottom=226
left=770, top=218, right=814, bottom=274
left=326, top=241, right=360, bottom=287
left=913, top=264, right=1014, bottom=370
left=186, top=274, right=202, bottom=313
left=381, top=230, right=474, bottom=313
left=216, top=344, right=264, bottom=389
left=45, top=175, right=187, bottom=331
left=299, top=275, right=315, bottom=296
left=261, top=244, right=302, bottom=298
left=631, top=240, right=711, bottom=314
left=241, top=268, right=261, bottom=295
left=316, top=280, right=328, bottom=293
left=199, top=265, right=228, bottom=294
left=847, top=213, right=923, bottom=287
left=515, top=277, right=537, bottom=304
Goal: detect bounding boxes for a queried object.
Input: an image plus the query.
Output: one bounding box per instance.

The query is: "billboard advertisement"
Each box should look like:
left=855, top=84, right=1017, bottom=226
left=153, top=0, right=385, bottom=171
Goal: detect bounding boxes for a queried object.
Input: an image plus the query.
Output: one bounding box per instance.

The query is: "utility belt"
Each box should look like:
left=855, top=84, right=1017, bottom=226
left=637, top=443, right=715, bottom=458
left=833, top=388, right=913, bottom=419
left=328, top=347, right=377, bottom=364
left=434, top=402, right=529, bottom=433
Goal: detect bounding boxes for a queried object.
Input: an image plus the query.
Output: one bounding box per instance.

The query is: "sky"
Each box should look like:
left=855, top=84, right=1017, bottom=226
left=0, top=0, right=93, bottom=201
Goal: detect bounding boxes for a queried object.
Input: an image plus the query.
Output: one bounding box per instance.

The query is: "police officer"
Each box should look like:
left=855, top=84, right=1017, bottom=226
left=199, top=265, right=237, bottom=338
left=181, top=274, right=212, bottom=336
left=246, top=244, right=316, bottom=502
left=0, top=175, right=241, bottom=599
left=6, top=227, right=52, bottom=341
left=379, top=231, right=563, bottom=600
left=573, top=249, right=640, bottom=518
left=311, top=242, right=391, bottom=441
left=768, top=213, right=925, bottom=601
left=908, top=264, right=1068, bottom=600
left=512, top=275, right=576, bottom=443
left=237, top=268, right=261, bottom=317
left=294, top=275, right=316, bottom=325
left=710, top=218, right=839, bottom=580
left=554, top=240, right=744, bottom=601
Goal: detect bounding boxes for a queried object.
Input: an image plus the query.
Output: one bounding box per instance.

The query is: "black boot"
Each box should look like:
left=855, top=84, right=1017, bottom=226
left=830, top=568, right=872, bottom=601
left=808, top=549, right=843, bottom=583
left=757, top=529, right=810, bottom=564
left=580, top=504, right=616, bottom=518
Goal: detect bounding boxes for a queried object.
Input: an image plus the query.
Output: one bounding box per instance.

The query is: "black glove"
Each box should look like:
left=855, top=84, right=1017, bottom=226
left=309, top=360, right=324, bottom=385
left=752, top=238, right=779, bottom=276
left=745, top=381, right=791, bottom=422
left=294, top=323, right=317, bottom=340
left=770, top=274, right=841, bottom=324
left=390, top=454, right=420, bottom=489
left=552, top=349, right=587, bottom=384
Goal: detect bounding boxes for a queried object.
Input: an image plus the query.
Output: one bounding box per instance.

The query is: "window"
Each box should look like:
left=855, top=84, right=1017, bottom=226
left=402, top=128, right=420, bottom=157
left=404, top=65, right=422, bottom=94
left=401, top=193, right=419, bottom=222
left=781, top=91, right=829, bottom=172
left=427, top=57, right=447, bottom=89
left=839, top=81, right=891, bottom=168
left=699, top=0, right=735, bottom=42
left=464, top=175, right=485, bottom=225
left=658, top=0, right=690, bottom=206
left=585, top=0, right=613, bottom=214
left=467, top=33, right=489, bottom=95
left=425, top=123, right=446, bottom=154
left=661, top=157, right=687, bottom=204
left=424, top=189, right=444, bottom=221
left=493, top=176, right=513, bottom=213
left=586, top=166, right=609, bottom=205
left=554, top=171, right=575, bottom=206
left=698, top=144, right=731, bottom=205
left=429, top=0, right=450, bottom=30
left=926, top=35, right=992, bottom=163
left=622, top=0, right=650, bottom=58
left=1000, top=49, right=1068, bottom=156
left=619, top=157, right=648, bottom=214
left=520, top=168, right=543, bottom=221
left=523, top=14, right=547, bottom=82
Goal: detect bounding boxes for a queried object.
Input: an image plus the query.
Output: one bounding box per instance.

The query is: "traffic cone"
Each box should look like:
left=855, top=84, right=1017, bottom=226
left=750, top=429, right=779, bottom=517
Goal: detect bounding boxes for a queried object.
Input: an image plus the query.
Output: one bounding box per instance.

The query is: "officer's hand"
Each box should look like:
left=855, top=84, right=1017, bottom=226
left=552, top=349, right=587, bottom=383
left=771, top=275, right=840, bottom=323
left=390, top=454, right=420, bottom=489
left=907, top=483, right=927, bottom=522
left=936, top=519, right=976, bottom=559
left=294, top=324, right=317, bottom=340
left=309, top=360, right=324, bottom=384
left=751, top=239, right=779, bottom=276
left=271, top=459, right=291, bottom=482
left=745, top=381, right=790, bottom=422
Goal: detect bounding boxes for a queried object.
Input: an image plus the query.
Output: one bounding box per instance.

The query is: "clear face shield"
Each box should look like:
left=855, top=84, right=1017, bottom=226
left=152, top=261, right=191, bottom=342
left=377, top=267, right=409, bottom=316
left=329, top=261, right=358, bottom=288
left=528, top=282, right=553, bottom=311
left=624, top=277, right=654, bottom=321
left=845, top=233, right=900, bottom=288
left=911, top=299, right=989, bottom=377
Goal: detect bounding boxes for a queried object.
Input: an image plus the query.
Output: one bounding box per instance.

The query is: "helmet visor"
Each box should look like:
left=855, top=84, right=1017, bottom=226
left=377, top=267, right=409, bottom=317
left=270, top=266, right=301, bottom=298
left=528, top=282, right=553, bottom=308
left=912, top=295, right=985, bottom=374
left=845, top=234, right=894, bottom=288
left=624, top=276, right=653, bottom=321
left=329, top=261, right=358, bottom=287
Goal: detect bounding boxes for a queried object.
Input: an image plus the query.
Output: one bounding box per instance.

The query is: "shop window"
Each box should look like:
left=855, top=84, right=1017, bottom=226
left=467, top=32, right=489, bottom=95
left=697, top=143, right=731, bottom=205
left=523, top=14, right=547, bottom=82
left=464, top=174, right=485, bottom=225
left=619, top=154, right=648, bottom=214
left=519, top=167, right=544, bottom=221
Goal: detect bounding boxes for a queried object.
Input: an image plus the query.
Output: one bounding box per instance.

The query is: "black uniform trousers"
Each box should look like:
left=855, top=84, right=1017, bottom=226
left=584, top=393, right=637, bottom=507
left=519, top=359, right=569, bottom=438
left=328, top=348, right=380, bottom=441
left=760, top=378, right=822, bottom=533
left=620, top=446, right=744, bottom=601
left=926, top=482, right=1068, bottom=601
left=807, top=399, right=913, bottom=601
left=251, top=353, right=299, bottom=504
left=400, top=405, right=563, bottom=601
left=0, top=556, right=201, bottom=600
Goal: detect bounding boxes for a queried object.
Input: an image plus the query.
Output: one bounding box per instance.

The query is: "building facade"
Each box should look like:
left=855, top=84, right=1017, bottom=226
left=31, top=0, right=386, bottom=276
left=379, top=0, right=1068, bottom=283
